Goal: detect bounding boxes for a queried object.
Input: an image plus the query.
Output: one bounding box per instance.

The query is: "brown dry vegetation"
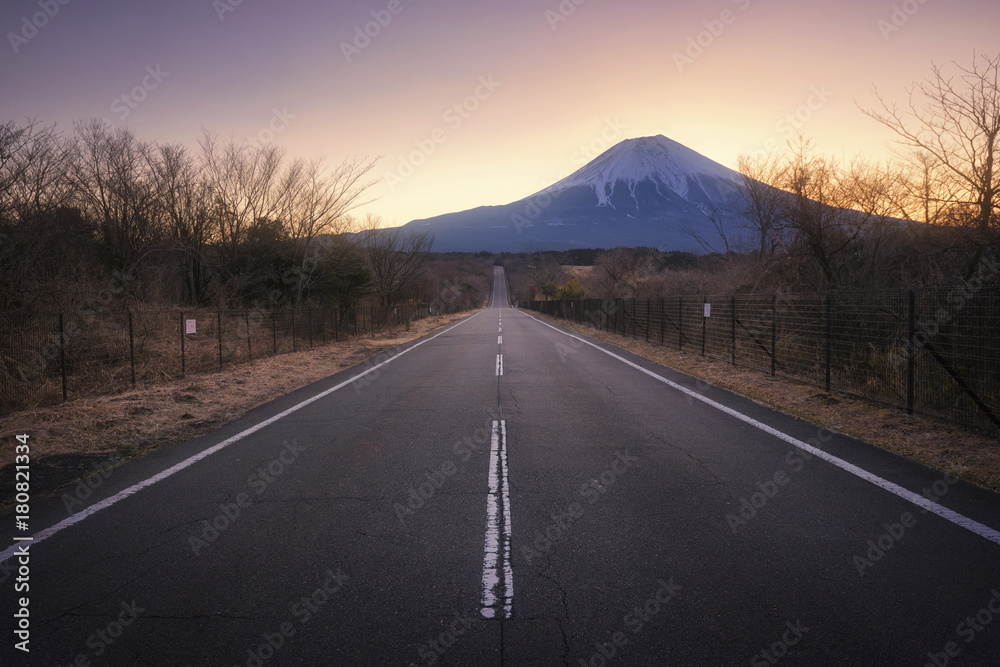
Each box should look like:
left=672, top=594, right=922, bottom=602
left=0, top=311, right=473, bottom=507
left=534, top=313, right=1000, bottom=494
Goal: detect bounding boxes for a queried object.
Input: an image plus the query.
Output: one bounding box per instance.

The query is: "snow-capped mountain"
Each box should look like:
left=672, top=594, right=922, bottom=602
left=539, top=134, right=742, bottom=206
left=401, top=134, right=747, bottom=252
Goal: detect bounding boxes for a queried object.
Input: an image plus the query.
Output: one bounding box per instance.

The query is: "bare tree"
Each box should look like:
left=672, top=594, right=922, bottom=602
left=276, top=155, right=378, bottom=307
left=147, top=143, right=214, bottom=305
left=523, top=248, right=564, bottom=300
left=0, top=120, right=29, bottom=217
left=361, top=214, right=433, bottom=307
left=68, top=120, right=162, bottom=283
left=5, top=121, right=74, bottom=223
left=198, top=130, right=284, bottom=252
left=735, top=153, right=789, bottom=258
left=860, top=52, right=1000, bottom=274
left=197, top=131, right=286, bottom=301
left=732, top=138, right=900, bottom=290
left=594, top=247, right=657, bottom=297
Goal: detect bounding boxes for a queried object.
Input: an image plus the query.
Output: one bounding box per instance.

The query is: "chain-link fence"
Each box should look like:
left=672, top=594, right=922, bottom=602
left=0, top=303, right=458, bottom=416
left=524, top=286, right=1000, bottom=436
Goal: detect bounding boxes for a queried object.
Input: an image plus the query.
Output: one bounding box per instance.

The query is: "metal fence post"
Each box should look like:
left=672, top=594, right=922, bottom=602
left=659, top=298, right=665, bottom=345
left=128, top=311, right=136, bottom=387
left=907, top=290, right=915, bottom=415
left=678, top=297, right=683, bottom=351
left=645, top=297, right=651, bottom=341
left=180, top=311, right=186, bottom=378
left=730, top=296, right=736, bottom=365
left=245, top=311, right=252, bottom=359
left=292, top=310, right=297, bottom=352
left=59, top=313, right=67, bottom=401
left=272, top=311, right=277, bottom=354
left=824, top=293, right=832, bottom=392
left=701, top=296, right=707, bottom=357
left=771, top=295, right=777, bottom=377
left=217, top=310, right=223, bottom=370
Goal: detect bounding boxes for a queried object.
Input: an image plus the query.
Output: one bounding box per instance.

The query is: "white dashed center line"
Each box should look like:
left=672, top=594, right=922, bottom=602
left=481, top=420, right=513, bottom=618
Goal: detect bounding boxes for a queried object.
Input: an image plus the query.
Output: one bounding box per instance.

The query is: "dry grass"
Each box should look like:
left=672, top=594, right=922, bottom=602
left=0, top=312, right=473, bottom=505
left=534, top=313, right=1000, bottom=494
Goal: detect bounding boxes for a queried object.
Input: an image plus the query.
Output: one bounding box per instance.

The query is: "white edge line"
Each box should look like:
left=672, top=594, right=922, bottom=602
left=524, top=313, right=1000, bottom=547
left=0, top=311, right=484, bottom=564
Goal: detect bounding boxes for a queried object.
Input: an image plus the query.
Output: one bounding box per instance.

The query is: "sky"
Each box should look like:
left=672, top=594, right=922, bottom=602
left=2, top=0, right=998, bottom=227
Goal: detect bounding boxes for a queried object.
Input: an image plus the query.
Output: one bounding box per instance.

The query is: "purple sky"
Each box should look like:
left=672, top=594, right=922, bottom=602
left=2, top=0, right=999, bottom=225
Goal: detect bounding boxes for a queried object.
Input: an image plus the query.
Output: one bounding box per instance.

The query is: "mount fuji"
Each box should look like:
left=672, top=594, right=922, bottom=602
left=400, top=135, right=748, bottom=253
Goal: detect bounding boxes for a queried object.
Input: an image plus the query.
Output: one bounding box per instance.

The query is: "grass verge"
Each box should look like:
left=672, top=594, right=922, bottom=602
left=0, top=311, right=474, bottom=512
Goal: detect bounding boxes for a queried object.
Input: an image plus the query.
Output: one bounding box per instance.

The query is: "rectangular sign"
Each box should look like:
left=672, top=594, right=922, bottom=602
left=703, top=304, right=711, bottom=317
left=185, top=319, right=197, bottom=334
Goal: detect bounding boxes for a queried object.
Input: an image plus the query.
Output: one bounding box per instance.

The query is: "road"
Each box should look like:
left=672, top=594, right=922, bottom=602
left=2, top=266, right=999, bottom=665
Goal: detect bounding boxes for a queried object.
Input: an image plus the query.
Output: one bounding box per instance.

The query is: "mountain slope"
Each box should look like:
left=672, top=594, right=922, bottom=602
left=401, top=135, right=747, bottom=252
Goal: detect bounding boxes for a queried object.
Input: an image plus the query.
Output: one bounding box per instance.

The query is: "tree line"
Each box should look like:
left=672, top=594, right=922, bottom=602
left=0, top=119, right=482, bottom=312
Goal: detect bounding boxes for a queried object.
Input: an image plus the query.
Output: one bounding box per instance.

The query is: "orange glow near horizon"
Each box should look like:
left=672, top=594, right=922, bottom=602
left=2, top=0, right=998, bottom=227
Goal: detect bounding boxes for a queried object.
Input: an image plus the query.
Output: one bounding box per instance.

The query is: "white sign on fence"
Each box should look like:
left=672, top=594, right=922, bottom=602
left=703, top=304, right=711, bottom=317
left=185, top=319, right=197, bottom=334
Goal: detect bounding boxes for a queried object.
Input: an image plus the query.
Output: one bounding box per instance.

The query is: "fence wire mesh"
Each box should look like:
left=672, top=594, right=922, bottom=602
left=525, top=286, right=1000, bottom=436
left=0, top=303, right=459, bottom=416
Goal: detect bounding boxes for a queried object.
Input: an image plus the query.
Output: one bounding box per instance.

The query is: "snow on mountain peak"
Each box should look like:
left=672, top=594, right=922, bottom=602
left=541, top=134, right=741, bottom=206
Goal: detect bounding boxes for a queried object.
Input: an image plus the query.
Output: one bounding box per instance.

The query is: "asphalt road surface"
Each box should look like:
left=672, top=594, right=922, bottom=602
left=2, top=266, right=999, bottom=666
